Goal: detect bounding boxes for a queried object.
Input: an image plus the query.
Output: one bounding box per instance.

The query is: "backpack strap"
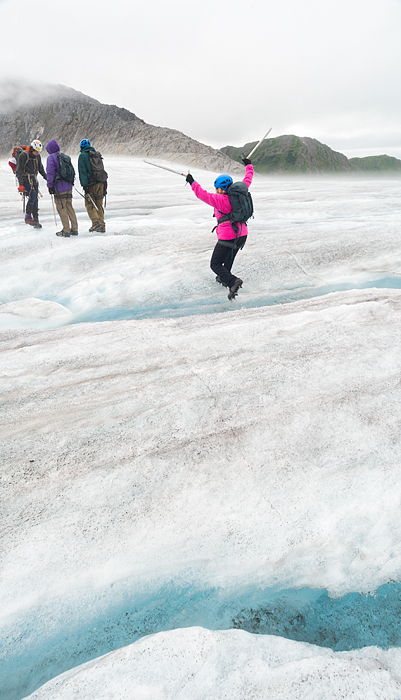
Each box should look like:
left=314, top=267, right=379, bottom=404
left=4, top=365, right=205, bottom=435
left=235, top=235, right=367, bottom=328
left=54, top=153, right=61, bottom=196
left=218, top=213, right=239, bottom=233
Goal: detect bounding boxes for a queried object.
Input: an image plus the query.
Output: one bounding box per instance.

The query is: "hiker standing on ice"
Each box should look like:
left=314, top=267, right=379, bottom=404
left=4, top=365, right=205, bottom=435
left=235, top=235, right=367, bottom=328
left=45, top=140, right=78, bottom=238
left=186, top=158, right=254, bottom=300
left=16, top=140, right=47, bottom=229
left=78, top=139, right=106, bottom=233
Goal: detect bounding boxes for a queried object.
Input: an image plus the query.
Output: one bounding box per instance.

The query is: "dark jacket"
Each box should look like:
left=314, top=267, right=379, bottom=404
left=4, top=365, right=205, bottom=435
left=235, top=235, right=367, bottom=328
left=45, top=139, right=72, bottom=194
left=78, top=145, right=96, bottom=188
left=16, top=148, right=47, bottom=184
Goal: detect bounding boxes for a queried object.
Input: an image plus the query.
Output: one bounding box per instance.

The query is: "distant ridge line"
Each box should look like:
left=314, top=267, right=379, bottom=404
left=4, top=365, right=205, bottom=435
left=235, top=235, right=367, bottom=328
left=220, top=134, right=401, bottom=174
left=1, top=81, right=400, bottom=174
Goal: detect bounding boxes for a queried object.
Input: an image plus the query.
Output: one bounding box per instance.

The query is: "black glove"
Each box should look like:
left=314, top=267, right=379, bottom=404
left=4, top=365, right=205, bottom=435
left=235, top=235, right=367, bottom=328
left=242, top=157, right=252, bottom=166
left=186, top=173, right=194, bottom=185
left=48, top=187, right=54, bottom=195
left=84, top=186, right=89, bottom=193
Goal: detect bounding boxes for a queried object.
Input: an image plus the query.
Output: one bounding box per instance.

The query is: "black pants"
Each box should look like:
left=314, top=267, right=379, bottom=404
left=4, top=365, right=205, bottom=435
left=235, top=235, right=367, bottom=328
left=23, top=178, right=39, bottom=219
left=210, top=236, right=247, bottom=288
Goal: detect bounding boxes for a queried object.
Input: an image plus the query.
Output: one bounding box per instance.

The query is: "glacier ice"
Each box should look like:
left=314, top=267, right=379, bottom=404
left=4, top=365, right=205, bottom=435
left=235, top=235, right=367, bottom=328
left=23, top=628, right=401, bottom=700
left=1, top=158, right=401, bottom=699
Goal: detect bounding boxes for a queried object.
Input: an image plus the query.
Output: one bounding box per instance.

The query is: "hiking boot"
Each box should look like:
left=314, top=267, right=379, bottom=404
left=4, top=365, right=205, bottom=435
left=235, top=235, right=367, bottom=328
left=69, top=229, right=78, bottom=235
left=227, top=277, right=243, bottom=300
left=94, top=224, right=106, bottom=233
left=216, top=275, right=228, bottom=287
left=89, top=223, right=98, bottom=232
left=56, top=230, right=70, bottom=237
left=32, top=220, right=42, bottom=229
left=25, top=215, right=34, bottom=225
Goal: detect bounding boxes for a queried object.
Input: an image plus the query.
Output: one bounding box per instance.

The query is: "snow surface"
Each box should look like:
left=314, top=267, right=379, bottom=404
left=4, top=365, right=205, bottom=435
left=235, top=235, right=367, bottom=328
left=24, top=628, right=401, bottom=700
left=2, top=156, right=401, bottom=326
left=0, top=298, right=73, bottom=328
left=2, top=157, right=401, bottom=699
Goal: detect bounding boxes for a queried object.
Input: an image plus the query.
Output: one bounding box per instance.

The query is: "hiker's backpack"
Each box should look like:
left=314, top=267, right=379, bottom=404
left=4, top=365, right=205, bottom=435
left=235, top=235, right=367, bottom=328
left=8, top=145, right=29, bottom=174
left=216, top=181, right=254, bottom=234
left=89, top=151, right=108, bottom=194
left=54, top=153, right=75, bottom=191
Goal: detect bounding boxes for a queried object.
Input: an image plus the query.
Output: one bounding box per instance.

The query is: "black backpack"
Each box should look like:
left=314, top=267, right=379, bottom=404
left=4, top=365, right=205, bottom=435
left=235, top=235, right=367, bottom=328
left=55, top=153, right=75, bottom=190
left=216, top=181, right=254, bottom=234
left=89, top=151, right=108, bottom=191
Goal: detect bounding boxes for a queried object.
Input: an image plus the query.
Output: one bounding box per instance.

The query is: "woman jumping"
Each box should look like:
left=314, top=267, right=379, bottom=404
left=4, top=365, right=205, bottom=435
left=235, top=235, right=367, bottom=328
left=186, top=157, right=254, bottom=300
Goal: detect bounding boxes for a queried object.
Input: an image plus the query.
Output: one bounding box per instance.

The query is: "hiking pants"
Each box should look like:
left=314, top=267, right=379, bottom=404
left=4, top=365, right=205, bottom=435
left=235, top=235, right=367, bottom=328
left=54, top=193, right=78, bottom=233
left=210, top=235, right=247, bottom=288
left=84, top=183, right=105, bottom=227
left=23, top=178, right=39, bottom=219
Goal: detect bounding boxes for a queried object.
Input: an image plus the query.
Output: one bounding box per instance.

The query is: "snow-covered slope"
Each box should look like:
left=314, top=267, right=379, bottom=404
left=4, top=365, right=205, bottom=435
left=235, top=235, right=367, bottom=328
left=2, top=158, right=401, bottom=699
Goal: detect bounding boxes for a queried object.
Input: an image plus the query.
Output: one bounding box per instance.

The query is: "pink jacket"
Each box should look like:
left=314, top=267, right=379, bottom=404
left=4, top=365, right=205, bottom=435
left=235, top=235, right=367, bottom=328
left=191, top=164, right=254, bottom=240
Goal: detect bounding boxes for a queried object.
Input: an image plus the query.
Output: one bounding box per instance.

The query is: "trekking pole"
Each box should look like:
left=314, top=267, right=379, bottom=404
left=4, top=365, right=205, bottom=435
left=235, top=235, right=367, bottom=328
left=143, top=160, right=188, bottom=177
left=51, top=195, right=57, bottom=226
left=22, top=193, right=25, bottom=214
left=246, top=127, right=272, bottom=159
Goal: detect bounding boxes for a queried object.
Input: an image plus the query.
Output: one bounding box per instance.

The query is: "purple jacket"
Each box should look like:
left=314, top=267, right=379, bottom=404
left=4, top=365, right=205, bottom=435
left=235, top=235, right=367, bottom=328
left=45, top=140, right=72, bottom=193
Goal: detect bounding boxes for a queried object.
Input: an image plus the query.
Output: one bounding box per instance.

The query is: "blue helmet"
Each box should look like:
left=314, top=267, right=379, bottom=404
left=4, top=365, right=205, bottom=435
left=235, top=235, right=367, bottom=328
left=214, top=174, right=233, bottom=190
left=80, top=139, right=91, bottom=149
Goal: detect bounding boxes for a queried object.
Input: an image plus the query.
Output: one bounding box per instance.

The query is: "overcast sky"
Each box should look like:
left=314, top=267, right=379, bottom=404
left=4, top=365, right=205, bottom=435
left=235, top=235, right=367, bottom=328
left=1, top=0, right=400, bottom=158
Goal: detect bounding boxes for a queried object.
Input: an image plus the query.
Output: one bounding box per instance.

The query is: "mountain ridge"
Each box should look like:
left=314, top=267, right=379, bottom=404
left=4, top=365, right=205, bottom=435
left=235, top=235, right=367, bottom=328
left=0, top=81, right=242, bottom=174
left=221, top=135, right=401, bottom=174
left=1, top=81, right=400, bottom=174
left=349, top=154, right=401, bottom=172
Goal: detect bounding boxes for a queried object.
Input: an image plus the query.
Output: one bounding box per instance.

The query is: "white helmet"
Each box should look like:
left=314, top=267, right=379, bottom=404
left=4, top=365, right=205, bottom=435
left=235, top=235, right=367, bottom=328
left=31, top=139, right=42, bottom=153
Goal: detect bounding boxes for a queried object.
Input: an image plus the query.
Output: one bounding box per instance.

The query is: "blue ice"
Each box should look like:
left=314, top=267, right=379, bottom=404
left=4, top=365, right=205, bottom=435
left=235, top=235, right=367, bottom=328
left=3, top=582, right=401, bottom=700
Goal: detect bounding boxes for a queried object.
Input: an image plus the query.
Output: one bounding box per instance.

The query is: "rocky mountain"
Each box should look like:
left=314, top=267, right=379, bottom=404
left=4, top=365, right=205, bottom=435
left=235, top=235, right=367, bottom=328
left=0, top=81, right=242, bottom=173
left=2, top=81, right=400, bottom=175
left=221, top=135, right=355, bottom=174
left=222, top=135, right=401, bottom=174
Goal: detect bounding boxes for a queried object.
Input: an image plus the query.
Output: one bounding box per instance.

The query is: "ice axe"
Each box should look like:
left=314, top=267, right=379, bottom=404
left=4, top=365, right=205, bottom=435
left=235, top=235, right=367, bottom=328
left=246, top=127, right=273, bottom=159
left=74, top=186, right=101, bottom=212
left=18, top=181, right=26, bottom=213
left=86, top=191, right=99, bottom=211
left=143, top=160, right=189, bottom=178
left=51, top=194, right=57, bottom=226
